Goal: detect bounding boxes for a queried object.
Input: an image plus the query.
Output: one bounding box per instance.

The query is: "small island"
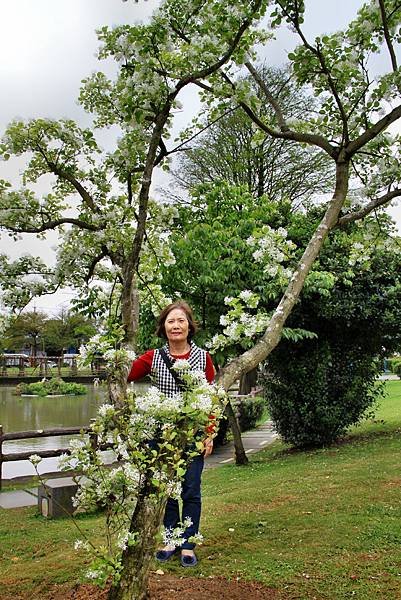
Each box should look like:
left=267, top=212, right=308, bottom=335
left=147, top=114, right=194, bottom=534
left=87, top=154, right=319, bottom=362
left=16, top=378, right=87, bottom=397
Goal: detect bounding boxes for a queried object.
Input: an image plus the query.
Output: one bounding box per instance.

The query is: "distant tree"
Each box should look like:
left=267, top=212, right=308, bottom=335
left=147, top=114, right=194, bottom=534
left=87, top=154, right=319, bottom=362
left=173, top=65, right=334, bottom=208
left=155, top=181, right=287, bottom=359
left=3, top=310, right=48, bottom=356
left=43, top=309, right=97, bottom=355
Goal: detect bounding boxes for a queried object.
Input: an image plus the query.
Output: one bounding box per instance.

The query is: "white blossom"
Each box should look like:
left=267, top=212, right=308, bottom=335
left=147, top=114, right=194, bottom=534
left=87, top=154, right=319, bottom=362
left=239, top=289, right=253, bottom=302
left=172, top=359, right=191, bottom=371
left=98, top=403, right=116, bottom=418
left=29, top=454, right=42, bottom=467
left=86, top=569, right=102, bottom=580
left=74, top=539, right=91, bottom=551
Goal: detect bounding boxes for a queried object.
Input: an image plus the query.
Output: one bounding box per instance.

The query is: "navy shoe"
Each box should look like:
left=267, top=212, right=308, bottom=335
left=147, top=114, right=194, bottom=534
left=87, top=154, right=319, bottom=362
left=180, top=551, right=198, bottom=567
left=155, top=547, right=178, bottom=562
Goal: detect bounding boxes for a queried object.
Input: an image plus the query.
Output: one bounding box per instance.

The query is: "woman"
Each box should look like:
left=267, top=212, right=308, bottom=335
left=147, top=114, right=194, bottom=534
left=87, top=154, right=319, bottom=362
left=127, top=300, right=215, bottom=567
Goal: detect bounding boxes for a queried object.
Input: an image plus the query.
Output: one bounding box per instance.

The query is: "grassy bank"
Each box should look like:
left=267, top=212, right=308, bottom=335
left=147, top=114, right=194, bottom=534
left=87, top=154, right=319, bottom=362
left=1, top=381, right=401, bottom=599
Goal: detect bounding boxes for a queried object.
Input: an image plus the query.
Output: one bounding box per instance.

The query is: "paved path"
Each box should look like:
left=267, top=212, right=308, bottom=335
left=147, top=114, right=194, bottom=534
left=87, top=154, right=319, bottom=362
left=0, top=487, right=38, bottom=509
left=204, top=420, right=277, bottom=469
left=0, top=421, right=277, bottom=509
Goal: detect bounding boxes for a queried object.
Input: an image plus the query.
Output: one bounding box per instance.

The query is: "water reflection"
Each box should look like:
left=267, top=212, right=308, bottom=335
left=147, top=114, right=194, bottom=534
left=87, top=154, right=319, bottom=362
left=0, top=382, right=148, bottom=479
left=0, top=386, right=106, bottom=432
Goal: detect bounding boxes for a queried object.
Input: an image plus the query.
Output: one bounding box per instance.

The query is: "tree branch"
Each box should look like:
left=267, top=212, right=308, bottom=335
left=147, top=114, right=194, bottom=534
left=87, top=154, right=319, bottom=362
left=346, top=104, right=401, bottom=156
left=47, top=160, right=99, bottom=213
left=2, top=217, right=102, bottom=234
left=219, top=71, right=336, bottom=157
left=216, top=160, right=350, bottom=390
left=127, top=172, right=133, bottom=206
left=85, top=249, right=110, bottom=283
left=153, top=105, right=238, bottom=166
left=175, top=0, right=264, bottom=92
left=245, top=61, right=290, bottom=133
left=378, top=0, right=398, bottom=72
left=275, top=0, right=349, bottom=143
left=337, top=188, right=401, bottom=226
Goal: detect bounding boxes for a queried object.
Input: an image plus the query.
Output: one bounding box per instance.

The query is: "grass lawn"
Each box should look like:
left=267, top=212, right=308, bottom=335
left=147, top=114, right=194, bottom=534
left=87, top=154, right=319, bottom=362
left=1, top=380, right=401, bottom=599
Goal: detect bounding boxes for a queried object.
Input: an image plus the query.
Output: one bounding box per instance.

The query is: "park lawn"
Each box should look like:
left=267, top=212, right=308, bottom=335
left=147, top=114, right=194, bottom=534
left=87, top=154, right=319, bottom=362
left=1, top=380, right=401, bottom=599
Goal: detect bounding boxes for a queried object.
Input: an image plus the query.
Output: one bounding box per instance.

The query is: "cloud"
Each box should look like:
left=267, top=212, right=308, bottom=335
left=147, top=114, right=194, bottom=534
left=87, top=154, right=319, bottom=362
left=0, top=0, right=159, bottom=128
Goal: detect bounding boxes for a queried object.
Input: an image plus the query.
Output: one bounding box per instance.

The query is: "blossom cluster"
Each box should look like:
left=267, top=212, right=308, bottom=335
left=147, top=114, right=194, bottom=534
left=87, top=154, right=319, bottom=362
left=208, top=292, right=271, bottom=352
left=348, top=241, right=372, bottom=269
left=162, top=517, right=203, bottom=549
left=247, top=225, right=296, bottom=280
left=79, top=333, right=135, bottom=370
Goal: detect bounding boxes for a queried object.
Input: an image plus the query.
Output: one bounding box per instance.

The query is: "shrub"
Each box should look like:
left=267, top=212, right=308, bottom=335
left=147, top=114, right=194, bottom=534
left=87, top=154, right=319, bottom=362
left=260, top=339, right=384, bottom=448
left=19, top=378, right=87, bottom=396
left=392, top=362, right=401, bottom=378
left=388, top=357, right=401, bottom=378
left=236, top=396, right=266, bottom=431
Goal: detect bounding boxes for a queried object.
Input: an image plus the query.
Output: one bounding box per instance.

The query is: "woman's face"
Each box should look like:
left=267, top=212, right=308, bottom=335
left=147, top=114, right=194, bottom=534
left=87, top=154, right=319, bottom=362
left=164, top=308, right=189, bottom=344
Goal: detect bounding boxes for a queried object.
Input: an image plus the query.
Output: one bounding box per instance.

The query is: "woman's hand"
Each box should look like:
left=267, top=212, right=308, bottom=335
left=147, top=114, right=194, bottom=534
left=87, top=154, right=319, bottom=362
left=203, top=437, right=214, bottom=457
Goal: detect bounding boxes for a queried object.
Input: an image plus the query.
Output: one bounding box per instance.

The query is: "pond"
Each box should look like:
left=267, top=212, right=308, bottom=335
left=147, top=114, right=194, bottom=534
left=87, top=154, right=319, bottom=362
left=0, top=382, right=148, bottom=480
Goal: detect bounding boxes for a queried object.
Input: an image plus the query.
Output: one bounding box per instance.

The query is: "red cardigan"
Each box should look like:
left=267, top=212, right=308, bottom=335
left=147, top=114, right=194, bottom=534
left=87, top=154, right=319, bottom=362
left=127, top=348, right=215, bottom=383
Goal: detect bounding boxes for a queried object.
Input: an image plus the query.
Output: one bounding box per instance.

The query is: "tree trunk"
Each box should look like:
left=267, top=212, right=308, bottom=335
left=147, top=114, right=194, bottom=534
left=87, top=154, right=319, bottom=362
left=108, top=488, right=167, bottom=600
left=108, top=272, right=138, bottom=409
left=121, top=270, right=140, bottom=350
left=108, top=365, right=129, bottom=410
left=239, top=368, right=258, bottom=395
left=225, top=399, right=248, bottom=465
left=227, top=369, right=258, bottom=466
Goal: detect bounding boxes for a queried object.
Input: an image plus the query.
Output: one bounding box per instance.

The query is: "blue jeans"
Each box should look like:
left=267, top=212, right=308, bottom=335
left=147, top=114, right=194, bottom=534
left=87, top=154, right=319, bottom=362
left=164, top=454, right=204, bottom=550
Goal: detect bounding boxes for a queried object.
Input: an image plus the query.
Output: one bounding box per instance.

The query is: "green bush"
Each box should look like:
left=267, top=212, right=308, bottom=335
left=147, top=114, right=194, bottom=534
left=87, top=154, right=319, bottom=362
left=388, top=357, right=401, bottom=378
left=260, top=340, right=384, bottom=448
left=236, top=396, right=266, bottom=432
left=19, top=378, right=87, bottom=397
left=392, top=363, right=401, bottom=378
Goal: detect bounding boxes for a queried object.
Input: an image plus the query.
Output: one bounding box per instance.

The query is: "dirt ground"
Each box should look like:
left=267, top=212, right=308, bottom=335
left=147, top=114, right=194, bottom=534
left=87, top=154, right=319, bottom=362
left=3, top=573, right=284, bottom=600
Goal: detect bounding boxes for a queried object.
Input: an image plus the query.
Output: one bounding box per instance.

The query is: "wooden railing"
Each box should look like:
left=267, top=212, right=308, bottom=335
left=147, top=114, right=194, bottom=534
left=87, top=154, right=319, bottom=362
left=0, top=424, right=100, bottom=491
left=0, top=355, right=106, bottom=378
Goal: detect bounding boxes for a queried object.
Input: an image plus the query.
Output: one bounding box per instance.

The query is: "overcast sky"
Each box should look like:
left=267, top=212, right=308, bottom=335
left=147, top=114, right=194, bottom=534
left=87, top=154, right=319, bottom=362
left=0, top=0, right=399, bottom=314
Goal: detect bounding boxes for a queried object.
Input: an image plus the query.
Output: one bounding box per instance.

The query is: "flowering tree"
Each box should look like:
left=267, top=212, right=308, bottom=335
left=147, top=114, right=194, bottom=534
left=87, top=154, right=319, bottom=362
left=2, top=0, right=401, bottom=597
left=31, top=355, right=224, bottom=599
left=0, top=0, right=265, bottom=451
left=0, top=0, right=266, bottom=333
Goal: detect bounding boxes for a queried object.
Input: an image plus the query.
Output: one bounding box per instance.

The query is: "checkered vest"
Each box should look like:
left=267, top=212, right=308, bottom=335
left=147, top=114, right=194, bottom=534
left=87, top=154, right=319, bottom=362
left=151, top=342, right=206, bottom=398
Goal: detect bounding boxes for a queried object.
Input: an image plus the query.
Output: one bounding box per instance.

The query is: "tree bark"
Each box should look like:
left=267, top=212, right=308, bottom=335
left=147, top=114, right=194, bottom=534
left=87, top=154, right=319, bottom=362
left=221, top=369, right=259, bottom=466
left=108, top=487, right=167, bottom=600
left=239, top=368, right=258, bottom=395
left=225, top=399, right=248, bottom=465
left=121, top=269, right=140, bottom=350
left=108, top=366, right=129, bottom=410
